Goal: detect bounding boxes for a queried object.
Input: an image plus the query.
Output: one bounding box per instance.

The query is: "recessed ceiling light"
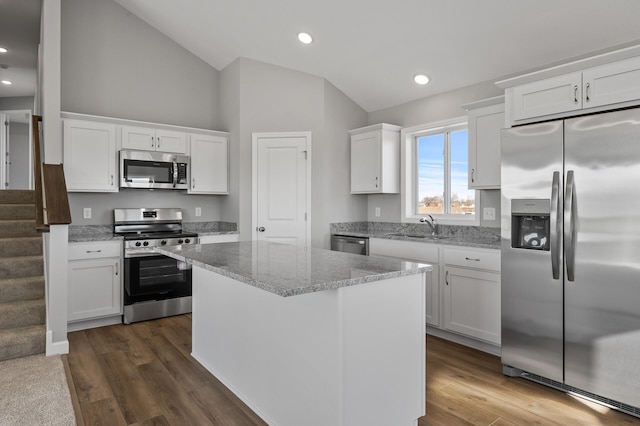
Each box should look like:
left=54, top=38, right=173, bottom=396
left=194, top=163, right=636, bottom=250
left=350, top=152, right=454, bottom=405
left=0, top=47, right=7, bottom=53
left=414, top=74, right=430, bottom=85
left=297, top=32, right=313, bottom=44
left=1, top=80, right=12, bottom=85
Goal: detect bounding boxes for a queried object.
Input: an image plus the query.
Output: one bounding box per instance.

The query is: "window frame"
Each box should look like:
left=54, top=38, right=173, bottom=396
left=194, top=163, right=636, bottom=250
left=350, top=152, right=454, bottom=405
left=400, top=116, right=480, bottom=226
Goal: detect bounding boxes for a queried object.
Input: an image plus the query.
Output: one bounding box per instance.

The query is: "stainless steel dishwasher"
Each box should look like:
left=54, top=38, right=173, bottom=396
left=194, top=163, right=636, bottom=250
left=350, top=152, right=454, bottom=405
left=330, top=234, right=369, bottom=255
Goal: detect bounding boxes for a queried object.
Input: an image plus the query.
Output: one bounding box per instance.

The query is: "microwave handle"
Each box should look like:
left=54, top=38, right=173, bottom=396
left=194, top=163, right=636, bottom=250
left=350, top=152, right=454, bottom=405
left=173, top=162, right=178, bottom=188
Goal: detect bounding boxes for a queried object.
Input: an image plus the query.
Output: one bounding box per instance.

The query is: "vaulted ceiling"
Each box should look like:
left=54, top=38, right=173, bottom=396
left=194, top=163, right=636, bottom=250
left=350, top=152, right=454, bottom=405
left=114, top=0, right=640, bottom=111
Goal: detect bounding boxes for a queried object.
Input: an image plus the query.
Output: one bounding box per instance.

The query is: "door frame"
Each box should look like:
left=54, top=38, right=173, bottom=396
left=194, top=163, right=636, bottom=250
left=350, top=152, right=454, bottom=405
left=251, top=131, right=312, bottom=247
left=0, top=109, right=34, bottom=190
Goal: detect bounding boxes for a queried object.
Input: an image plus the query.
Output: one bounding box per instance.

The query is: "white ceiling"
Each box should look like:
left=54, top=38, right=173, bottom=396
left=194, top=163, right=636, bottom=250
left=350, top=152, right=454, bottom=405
left=114, top=0, right=640, bottom=112
left=0, top=0, right=40, bottom=98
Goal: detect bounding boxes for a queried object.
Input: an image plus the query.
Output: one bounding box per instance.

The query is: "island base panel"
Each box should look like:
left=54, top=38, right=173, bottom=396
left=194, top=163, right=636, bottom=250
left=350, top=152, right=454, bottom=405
left=191, top=266, right=426, bottom=426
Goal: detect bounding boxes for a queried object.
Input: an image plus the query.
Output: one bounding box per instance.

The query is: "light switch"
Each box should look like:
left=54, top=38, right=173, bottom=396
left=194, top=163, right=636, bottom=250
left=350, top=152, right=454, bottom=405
left=375, top=207, right=381, bottom=217
left=483, top=207, right=496, bottom=221
left=195, top=207, right=202, bottom=217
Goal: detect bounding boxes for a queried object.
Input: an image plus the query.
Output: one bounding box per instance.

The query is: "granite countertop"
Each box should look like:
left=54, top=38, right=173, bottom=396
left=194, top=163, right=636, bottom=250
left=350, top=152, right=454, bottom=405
left=156, top=241, right=431, bottom=297
left=331, top=222, right=501, bottom=250
left=68, top=222, right=238, bottom=242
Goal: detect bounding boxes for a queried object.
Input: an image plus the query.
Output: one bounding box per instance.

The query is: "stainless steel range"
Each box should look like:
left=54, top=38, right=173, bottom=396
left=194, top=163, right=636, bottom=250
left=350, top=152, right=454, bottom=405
left=114, top=208, right=199, bottom=324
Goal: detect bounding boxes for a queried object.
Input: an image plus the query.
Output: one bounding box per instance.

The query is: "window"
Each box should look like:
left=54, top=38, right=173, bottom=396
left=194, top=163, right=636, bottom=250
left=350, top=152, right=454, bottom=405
left=401, top=118, right=478, bottom=225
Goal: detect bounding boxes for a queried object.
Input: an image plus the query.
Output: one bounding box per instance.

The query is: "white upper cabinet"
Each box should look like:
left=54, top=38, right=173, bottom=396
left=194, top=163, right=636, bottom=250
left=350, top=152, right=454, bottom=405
left=511, top=72, right=583, bottom=121
left=349, top=123, right=401, bottom=194
left=464, top=97, right=504, bottom=189
left=63, top=119, right=118, bottom=192
left=122, top=125, right=187, bottom=154
left=582, top=56, right=640, bottom=109
left=188, top=133, right=229, bottom=194
left=499, top=47, right=640, bottom=126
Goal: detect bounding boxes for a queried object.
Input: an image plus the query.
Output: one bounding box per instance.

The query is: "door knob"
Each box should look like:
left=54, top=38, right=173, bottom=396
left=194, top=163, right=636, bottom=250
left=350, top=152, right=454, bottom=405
left=257, top=227, right=266, bottom=232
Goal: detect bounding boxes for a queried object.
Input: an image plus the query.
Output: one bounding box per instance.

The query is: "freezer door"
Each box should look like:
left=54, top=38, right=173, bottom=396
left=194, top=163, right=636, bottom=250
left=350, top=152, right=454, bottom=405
left=501, top=121, right=564, bottom=382
left=564, top=108, right=640, bottom=407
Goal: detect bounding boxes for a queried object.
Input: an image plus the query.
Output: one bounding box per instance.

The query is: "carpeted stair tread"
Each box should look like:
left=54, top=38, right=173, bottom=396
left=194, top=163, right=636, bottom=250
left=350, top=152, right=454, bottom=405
left=0, top=255, right=44, bottom=280
left=0, top=204, right=35, bottom=220
left=0, top=236, right=42, bottom=258
left=0, top=190, right=35, bottom=205
left=0, top=220, right=39, bottom=238
left=0, top=324, right=45, bottom=362
left=0, top=299, right=46, bottom=330
left=0, top=276, right=45, bottom=304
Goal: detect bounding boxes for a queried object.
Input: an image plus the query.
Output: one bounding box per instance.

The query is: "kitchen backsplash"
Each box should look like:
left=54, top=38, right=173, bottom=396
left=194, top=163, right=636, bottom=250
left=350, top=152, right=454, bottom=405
left=330, top=221, right=501, bottom=240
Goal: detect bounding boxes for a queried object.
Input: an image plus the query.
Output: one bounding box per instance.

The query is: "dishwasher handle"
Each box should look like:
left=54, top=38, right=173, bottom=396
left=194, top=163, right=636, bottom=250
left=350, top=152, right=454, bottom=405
left=330, top=235, right=370, bottom=256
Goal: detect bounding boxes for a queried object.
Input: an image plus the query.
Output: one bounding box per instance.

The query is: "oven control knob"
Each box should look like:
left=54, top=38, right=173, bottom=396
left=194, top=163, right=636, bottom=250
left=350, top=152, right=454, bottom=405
left=185, top=238, right=191, bottom=244
left=160, top=240, right=167, bottom=246
left=178, top=239, right=184, bottom=244
left=135, top=241, right=142, bottom=247
left=143, top=241, right=149, bottom=247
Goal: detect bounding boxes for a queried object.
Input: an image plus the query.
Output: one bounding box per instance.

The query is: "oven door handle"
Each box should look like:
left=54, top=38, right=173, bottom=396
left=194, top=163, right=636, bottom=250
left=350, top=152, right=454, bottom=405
left=124, top=249, right=163, bottom=258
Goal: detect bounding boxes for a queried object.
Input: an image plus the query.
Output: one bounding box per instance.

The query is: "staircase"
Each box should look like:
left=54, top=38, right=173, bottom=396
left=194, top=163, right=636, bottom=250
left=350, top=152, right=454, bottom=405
left=0, top=190, right=46, bottom=362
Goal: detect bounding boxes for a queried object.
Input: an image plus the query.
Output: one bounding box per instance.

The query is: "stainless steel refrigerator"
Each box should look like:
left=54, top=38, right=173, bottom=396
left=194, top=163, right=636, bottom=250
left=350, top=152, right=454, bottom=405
left=501, top=107, right=640, bottom=410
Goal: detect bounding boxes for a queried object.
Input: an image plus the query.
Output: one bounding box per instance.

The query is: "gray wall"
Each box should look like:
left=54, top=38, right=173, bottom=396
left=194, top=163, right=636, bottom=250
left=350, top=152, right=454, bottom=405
left=61, top=0, right=220, bottom=130
left=219, top=58, right=368, bottom=248
left=0, top=97, right=35, bottom=111
left=366, top=80, right=503, bottom=227
left=8, top=122, right=30, bottom=189
left=68, top=192, right=221, bottom=225
left=61, top=0, right=223, bottom=225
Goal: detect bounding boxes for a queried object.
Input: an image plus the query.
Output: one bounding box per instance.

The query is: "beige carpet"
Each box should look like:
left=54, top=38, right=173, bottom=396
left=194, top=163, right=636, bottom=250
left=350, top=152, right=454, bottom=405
left=0, top=354, right=75, bottom=426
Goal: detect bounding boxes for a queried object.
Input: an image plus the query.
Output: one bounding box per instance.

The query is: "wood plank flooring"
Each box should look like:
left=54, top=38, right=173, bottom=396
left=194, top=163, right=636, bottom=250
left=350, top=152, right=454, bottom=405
left=63, top=315, right=640, bottom=425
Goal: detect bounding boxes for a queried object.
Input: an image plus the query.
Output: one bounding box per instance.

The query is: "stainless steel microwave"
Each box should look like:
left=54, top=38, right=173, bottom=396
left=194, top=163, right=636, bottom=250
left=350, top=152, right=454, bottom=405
left=120, top=150, right=189, bottom=189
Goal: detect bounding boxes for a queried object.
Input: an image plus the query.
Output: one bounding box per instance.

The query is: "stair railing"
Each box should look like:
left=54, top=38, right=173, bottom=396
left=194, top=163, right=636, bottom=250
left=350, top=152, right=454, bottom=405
left=32, top=115, right=71, bottom=229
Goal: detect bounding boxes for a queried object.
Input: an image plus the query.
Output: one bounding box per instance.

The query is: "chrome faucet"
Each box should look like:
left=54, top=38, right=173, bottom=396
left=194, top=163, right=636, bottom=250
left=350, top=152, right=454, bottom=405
left=419, top=215, right=437, bottom=235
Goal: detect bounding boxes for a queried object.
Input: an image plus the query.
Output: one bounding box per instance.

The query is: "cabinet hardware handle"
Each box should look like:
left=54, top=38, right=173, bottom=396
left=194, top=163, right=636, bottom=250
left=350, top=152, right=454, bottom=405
left=86, top=250, right=102, bottom=253
left=471, top=169, right=475, bottom=183
left=465, top=257, right=480, bottom=261
left=151, top=136, right=155, bottom=149
left=110, top=174, right=114, bottom=186
left=192, top=178, right=196, bottom=189
left=375, top=176, right=379, bottom=188
left=585, top=82, right=590, bottom=103
left=115, top=262, right=118, bottom=276
left=573, top=85, right=579, bottom=104
left=445, top=270, right=449, bottom=285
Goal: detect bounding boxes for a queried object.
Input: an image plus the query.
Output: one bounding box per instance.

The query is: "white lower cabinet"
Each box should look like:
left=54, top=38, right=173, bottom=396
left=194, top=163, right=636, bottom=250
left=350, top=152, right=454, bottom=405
left=199, top=234, right=239, bottom=244
left=68, top=241, right=122, bottom=324
left=369, top=238, right=439, bottom=326
left=442, top=247, right=501, bottom=345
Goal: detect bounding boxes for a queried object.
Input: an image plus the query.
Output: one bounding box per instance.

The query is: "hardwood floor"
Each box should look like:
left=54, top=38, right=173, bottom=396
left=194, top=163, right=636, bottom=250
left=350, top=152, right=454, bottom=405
left=64, top=315, right=640, bottom=425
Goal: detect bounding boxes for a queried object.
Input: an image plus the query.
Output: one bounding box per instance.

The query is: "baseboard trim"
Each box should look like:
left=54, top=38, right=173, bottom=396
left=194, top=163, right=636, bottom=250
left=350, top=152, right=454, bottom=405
left=67, top=315, right=123, bottom=332
left=46, top=330, right=69, bottom=356
left=427, top=326, right=501, bottom=356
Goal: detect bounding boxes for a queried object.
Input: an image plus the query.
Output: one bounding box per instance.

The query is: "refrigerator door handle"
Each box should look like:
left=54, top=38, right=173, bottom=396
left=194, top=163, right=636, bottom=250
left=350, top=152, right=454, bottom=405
left=550, top=171, right=561, bottom=279
left=564, top=170, right=576, bottom=281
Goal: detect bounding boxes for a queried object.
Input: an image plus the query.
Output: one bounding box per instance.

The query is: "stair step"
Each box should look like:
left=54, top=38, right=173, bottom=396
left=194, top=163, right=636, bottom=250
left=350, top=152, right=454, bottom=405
left=0, top=324, right=45, bottom=362
left=0, top=237, right=42, bottom=258
left=0, top=190, right=35, bottom=205
left=0, top=204, right=35, bottom=220
left=0, top=299, right=46, bottom=330
left=0, top=255, right=44, bottom=280
left=0, top=220, right=39, bottom=238
left=0, top=276, right=45, bottom=304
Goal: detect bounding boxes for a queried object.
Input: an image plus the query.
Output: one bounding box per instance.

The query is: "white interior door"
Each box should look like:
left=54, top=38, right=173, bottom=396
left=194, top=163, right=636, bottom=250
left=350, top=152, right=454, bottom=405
left=0, top=113, right=7, bottom=189
left=253, top=132, right=311, bottom=247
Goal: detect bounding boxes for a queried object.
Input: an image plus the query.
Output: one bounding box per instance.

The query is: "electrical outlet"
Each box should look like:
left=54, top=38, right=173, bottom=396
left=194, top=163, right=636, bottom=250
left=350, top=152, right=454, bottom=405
left=195, top=207, right=202, bottom=217
left=375, top=207, right=381, bottom=217
left=483, top=207, right=496, bottom=221
left=83, top=208, right=92, bottom=219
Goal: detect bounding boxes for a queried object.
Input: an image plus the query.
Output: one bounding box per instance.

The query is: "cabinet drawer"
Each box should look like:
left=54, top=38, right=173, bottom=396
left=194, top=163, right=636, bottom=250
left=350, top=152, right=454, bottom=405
left=443, top=248, right=500, bottom=271
left=69, top=241, right=121, bottom=260
left=369, top=238, right=439, bottom=263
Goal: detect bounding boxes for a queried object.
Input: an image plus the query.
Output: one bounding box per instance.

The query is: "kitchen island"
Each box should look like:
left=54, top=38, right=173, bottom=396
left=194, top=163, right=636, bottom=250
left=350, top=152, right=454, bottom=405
left=157, top=241, right=430, bottom=426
